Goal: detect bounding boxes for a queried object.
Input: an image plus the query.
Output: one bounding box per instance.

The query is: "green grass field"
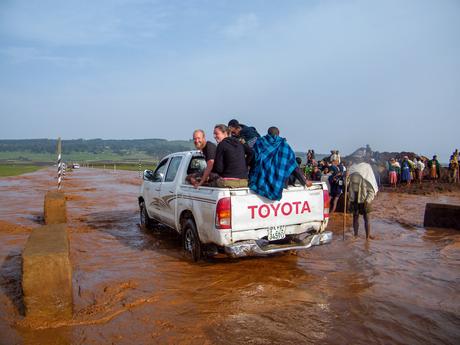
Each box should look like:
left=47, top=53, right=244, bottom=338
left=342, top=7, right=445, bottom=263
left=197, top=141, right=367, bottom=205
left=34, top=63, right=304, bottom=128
left=0, top=150, right=155, bottom=163
left=0, top=146, right=162, bottom=176
left=89, top=162, right=157, bottom=171
left=0, top=164, right=44, bottom=177
left=0, top=162, right=158, bottom=176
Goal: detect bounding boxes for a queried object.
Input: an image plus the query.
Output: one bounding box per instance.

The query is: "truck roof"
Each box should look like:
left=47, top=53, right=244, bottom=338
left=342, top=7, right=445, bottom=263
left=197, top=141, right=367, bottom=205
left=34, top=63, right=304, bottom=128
left=168, top=150, right=201, bottom=156
left=162, top=151, right=205, bottom=161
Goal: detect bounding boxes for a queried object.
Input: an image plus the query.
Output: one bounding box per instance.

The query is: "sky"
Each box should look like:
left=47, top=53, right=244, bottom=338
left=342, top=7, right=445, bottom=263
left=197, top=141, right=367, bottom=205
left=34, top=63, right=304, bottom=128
left=0, top=0, right=459, bottom=159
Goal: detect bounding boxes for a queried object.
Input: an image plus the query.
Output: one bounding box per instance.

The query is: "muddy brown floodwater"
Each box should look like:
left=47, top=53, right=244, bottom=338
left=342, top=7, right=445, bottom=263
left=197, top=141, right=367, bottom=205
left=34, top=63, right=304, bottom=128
left=0, top=168, right=459, bottom=345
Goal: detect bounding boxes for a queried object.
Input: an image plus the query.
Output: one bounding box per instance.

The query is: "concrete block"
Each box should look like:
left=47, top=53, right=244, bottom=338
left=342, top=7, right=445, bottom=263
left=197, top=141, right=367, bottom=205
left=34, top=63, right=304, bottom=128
left=22, top=224, right=73, bottom=321
left=44, top=191, right=67, bottom=225
left=423, top=203, right=460, bottom=230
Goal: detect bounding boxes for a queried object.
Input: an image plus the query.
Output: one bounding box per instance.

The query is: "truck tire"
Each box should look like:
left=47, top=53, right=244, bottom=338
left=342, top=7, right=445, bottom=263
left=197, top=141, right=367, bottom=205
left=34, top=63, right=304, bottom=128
left=139, top=201, right=153, bottom=229
left=182, top=219, right=202, bottom=262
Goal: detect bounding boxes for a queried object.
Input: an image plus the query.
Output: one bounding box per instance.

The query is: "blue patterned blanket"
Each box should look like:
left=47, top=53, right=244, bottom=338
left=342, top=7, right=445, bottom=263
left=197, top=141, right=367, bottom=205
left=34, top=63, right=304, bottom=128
left=249, top=135, right=297, bottom=201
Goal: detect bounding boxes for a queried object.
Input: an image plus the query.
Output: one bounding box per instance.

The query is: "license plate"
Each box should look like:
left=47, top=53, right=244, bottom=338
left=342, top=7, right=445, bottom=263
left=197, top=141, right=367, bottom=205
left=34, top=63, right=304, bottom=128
left=268, top=225, right=286, bottom=241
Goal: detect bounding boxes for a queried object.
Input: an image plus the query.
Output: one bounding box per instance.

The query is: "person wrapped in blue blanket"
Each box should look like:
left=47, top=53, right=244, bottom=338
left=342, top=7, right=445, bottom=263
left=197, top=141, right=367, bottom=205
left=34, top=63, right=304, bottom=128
left=249, top=127, right=305, bottom=201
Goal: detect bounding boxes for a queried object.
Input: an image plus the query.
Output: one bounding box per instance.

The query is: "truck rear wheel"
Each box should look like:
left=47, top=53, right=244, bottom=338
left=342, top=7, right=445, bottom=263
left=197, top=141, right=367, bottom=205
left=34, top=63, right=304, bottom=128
left=139, top=201, right=153, bottom=229
left=182, top=219, right=202, bottom=262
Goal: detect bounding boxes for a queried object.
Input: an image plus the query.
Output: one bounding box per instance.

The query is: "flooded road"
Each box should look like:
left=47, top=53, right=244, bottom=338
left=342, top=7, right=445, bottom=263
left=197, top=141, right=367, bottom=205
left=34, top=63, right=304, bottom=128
left=1, top=168, right=459, bottom=344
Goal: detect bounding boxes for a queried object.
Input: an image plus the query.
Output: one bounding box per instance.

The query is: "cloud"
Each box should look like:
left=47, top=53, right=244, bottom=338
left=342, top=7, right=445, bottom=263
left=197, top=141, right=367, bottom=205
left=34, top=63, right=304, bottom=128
left=0, top=0, right=170, bottom=47
left=1, top=0, right=459, bottom=159
left=222, top=13, right=260, bottom=39
left=0, top=46, right=93, bottom=67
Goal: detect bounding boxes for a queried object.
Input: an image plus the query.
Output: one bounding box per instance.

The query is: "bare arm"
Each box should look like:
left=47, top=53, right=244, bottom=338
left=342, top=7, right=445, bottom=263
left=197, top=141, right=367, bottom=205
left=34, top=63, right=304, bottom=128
left=194, top=160, right=214, bottom=188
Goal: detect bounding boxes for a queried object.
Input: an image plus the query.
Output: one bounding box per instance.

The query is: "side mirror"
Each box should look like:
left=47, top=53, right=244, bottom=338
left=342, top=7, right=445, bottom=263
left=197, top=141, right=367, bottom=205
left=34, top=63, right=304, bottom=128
left=143, top=169, right=154, bottom=181
left=153, top=172, right=165, bottom=182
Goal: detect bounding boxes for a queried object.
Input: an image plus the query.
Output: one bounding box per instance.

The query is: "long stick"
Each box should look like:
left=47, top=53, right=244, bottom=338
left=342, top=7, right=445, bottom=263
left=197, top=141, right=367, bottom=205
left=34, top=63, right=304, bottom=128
left=343, top=174, right=348, bottom=240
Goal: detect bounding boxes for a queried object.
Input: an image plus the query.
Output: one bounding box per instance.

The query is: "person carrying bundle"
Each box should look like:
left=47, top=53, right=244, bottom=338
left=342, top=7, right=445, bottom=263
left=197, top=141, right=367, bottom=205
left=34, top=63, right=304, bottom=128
left=347, top=161, right=378, bottom=240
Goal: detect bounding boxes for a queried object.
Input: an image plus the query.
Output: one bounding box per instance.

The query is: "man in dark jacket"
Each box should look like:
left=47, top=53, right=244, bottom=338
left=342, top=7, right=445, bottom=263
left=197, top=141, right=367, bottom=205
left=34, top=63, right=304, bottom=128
left=227, top=119, right=260, bottom=148
left=212, top=124, right=252, bottom=188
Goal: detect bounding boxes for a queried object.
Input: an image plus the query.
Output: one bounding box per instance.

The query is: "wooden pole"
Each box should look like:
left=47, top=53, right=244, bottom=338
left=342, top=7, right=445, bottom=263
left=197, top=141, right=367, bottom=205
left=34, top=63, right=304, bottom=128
left=343, top=174, right=348, bottom=240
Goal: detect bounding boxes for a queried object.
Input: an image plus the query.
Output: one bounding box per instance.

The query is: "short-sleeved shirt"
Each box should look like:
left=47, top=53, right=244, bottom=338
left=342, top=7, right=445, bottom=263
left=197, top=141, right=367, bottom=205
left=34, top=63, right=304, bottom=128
left=202, top=141, right=217, bottom=162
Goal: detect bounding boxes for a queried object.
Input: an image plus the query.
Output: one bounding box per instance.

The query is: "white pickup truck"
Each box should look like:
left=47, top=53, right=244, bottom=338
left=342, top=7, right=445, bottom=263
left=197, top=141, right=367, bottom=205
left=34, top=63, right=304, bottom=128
left=138, top=150, right=332, bottom=261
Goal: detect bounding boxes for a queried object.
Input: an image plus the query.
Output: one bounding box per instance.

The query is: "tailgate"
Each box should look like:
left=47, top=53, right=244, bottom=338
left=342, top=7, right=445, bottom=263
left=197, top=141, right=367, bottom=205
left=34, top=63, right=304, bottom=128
left=230, top=184, right=325, bottom=232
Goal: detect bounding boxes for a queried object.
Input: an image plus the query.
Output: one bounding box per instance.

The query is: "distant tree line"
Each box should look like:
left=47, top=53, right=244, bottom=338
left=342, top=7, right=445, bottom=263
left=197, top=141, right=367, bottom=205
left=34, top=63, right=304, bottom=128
left=0, top=139, right=194, bottom=159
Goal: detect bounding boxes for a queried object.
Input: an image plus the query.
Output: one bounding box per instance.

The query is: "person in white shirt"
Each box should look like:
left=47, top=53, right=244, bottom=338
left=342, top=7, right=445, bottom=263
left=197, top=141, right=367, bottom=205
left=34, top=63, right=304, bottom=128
left=320, top=167, right=332, bottom=192
left=416, top=157, right=425, bottom=184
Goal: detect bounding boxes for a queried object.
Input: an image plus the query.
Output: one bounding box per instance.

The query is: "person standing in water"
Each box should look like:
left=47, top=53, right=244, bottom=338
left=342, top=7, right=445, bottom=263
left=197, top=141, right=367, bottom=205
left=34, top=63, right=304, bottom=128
left=347, top=160, right=378, bottom=240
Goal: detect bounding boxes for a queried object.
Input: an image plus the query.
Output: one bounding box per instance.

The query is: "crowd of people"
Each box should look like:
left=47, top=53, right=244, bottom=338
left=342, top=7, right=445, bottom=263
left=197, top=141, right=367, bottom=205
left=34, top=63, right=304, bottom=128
left=385, top=151, right=459, bottom=187
left=294, top=148, right=458, bottom=240
left=297, top=150, right=350, bottom=213
left=299, top=149, right=459, bottom=191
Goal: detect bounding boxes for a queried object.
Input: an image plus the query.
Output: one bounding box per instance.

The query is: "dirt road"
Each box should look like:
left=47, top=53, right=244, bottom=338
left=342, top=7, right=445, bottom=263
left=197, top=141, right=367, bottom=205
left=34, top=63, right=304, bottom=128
left=1, top=168, right=459, bottom=344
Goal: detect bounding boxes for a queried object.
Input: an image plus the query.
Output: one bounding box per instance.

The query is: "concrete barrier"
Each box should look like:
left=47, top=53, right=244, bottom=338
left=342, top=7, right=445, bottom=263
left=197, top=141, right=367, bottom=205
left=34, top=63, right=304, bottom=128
left=22, top=224, right=73, bottom=321
left=423, top=203, right=460, bottom=230
left=44, top=191, right=67, bottom=224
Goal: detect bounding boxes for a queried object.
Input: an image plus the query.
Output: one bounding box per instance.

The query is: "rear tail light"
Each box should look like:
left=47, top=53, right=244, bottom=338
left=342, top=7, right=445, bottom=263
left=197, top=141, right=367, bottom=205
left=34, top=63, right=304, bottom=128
left=216, top=197, right=231, bottom=229
left=323, top=189, right=330, bottom=218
